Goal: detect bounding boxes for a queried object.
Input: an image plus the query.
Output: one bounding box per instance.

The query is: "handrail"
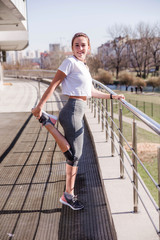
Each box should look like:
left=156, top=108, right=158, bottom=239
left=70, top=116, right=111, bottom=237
left=4, top=69, right=56, bottom=73
left=93, top=79, right=160, bottom=135
left=90, top=79, right=160, bottom=236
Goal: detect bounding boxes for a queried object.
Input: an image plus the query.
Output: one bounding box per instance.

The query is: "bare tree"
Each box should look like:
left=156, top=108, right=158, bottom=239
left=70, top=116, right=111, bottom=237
left=106, top=24, right=128, bottom=79
left=127, top=23, right=152, bottom=78
left=49, top=50, right=66, bottom=70
left=147, top=23, right=160, bottom=76
left=87, top=54, right=102, bottom=77
left=98, top=22, right=160, bottom=87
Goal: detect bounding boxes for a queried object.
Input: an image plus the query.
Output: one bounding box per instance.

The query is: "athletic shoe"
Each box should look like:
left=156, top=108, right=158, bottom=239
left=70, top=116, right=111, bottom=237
left=60, top=193, right=84, bottom=210
left=39, top=110, right=58, bottom=127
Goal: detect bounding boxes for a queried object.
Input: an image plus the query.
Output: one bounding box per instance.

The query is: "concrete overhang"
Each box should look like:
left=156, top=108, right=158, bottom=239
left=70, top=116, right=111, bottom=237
left=0, top=30, right=28, bottom=50
left=0, top=0, right=28, bottom=51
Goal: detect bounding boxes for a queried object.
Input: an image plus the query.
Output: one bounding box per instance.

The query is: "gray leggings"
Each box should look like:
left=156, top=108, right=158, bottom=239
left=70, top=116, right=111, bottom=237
left=59, top=98, right=86, bottom=166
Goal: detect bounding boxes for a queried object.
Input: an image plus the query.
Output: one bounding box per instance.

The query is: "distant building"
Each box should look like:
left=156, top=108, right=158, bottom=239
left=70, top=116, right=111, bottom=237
left=6, top=51, right=16, bottom=64
left=97, top=36, right=129, bottom=67
left=6, top=49, right=41, bottom=68
left=49, top=44, right=60, bottom=52
left=5, top=43, right=73, bottom=70
left=40, top=52, right=51, bottom=69
left=35, top=50, right=41, bottom=58
left=26, top=50, right=36, bottom=59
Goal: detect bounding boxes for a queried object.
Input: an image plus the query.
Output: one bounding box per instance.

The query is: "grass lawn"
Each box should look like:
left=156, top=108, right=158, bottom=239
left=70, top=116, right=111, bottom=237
left=113, top=119, right=160, bottom=205
left=138, top=159, right=158, bottom=204
left=114, top=90, right=160, bottom=123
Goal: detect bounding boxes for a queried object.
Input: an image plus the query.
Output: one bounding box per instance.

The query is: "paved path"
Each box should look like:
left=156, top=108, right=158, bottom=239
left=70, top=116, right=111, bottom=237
left=0, top=78, right=62, bottom=113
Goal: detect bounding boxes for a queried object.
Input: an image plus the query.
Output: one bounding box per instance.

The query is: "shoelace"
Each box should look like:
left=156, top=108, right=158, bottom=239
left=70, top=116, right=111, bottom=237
left=72, top=195, right=78, bottom=203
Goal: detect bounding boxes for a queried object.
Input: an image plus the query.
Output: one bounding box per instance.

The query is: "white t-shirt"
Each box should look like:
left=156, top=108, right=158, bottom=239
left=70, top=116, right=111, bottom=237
left=58, top=56, right=92, bottom=97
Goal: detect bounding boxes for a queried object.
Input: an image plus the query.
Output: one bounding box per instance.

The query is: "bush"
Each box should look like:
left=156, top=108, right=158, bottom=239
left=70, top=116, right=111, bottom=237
left=147, top=76, right=160, bottom=91
left=133, top=77, right=146, bottom=87
left=118, top=71, right=135, bottom=86
left=95, top=68, right=113, bottom=85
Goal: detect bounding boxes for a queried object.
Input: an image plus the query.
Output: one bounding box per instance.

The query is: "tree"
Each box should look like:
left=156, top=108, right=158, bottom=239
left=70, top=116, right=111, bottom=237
left=49, top=50, right=66, bottom=70
left=126, top=23, right=152, bottom=78
left=106, top=25, right=128, bottom=79
left=87, top=55, right=102, bottom=77
left=99, top=22, right=160, bottom=80
left=148, top=23, right=160, bottom=76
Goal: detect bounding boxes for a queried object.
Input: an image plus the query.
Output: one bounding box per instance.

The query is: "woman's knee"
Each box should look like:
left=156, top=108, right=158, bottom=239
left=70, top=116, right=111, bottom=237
left=66, top=157, right=79, bottom=167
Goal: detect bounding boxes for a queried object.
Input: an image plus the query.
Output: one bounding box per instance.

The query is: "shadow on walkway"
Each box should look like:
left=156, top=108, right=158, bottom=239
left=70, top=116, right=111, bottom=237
left=0, top=112, right=116, bottom=240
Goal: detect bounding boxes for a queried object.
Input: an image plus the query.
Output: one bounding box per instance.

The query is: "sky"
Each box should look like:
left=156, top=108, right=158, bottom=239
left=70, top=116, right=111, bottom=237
left=26, top=0, right=160, bottom=53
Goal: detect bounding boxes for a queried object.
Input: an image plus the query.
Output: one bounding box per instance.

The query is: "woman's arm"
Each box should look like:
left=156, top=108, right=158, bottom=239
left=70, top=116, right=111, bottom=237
left=32, top=70, right=66, bottom=118
left=91, top=84, right=125, bottom=100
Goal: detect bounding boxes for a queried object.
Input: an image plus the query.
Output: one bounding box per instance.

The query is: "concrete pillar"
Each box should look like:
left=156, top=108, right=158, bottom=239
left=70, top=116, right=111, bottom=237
left=0, top=62, right=4, bottom=89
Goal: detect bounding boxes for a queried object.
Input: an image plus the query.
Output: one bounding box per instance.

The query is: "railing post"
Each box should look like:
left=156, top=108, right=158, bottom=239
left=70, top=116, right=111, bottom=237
left=132, top=119, right=138, bottom=213
left=102, top=99, right=104, bottom=131
left=91, top=97, right=93, bottom=113
left=158, top=147, right=160, bottom=235
left=94, top=98, right=96, bottom=118
left=105, top=99, right=109, bottom=141
left=89, top=98, right=90, bottom=106
left=37, top=77, right=41, bottom=101
left=87, top=96, right=89, bottom=106
left=0, top=61, right=4, bottom=89
left=98, top=99, right=100, bottom=124
left=88, top=97, right=90, bottom=108
left=151, top=103, right=153, bottom=117
left=110, top=99, right=115, bottom=156
left=143, top=101, right=145, bottom=113
left=119, top=102, right=124, bottom=178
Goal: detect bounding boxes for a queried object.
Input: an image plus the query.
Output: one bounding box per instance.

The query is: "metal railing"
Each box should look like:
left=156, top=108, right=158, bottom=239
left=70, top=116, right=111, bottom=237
left=4, top=69, right=160, bottom=236
left=90, top=79, right=160, bottom=237
left=4, top=69, right=56, bottom=81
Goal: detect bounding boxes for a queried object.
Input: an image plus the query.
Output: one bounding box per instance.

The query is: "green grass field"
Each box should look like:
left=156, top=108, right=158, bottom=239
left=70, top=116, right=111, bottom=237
left=113, top=112, right=160, bottom=205
left=138, top=159, right=158, bottom=204
left=114, top=91, right=160, bottom=123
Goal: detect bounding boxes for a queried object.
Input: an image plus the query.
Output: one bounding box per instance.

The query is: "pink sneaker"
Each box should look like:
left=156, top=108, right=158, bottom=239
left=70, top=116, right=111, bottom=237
left=60, top=192, right=84, bottom=210
left=39, top=110, right=58, bottom=127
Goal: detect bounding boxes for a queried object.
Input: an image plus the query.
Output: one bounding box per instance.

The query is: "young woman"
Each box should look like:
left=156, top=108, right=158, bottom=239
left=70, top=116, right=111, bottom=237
left=32, top=32, right=125, bottom=210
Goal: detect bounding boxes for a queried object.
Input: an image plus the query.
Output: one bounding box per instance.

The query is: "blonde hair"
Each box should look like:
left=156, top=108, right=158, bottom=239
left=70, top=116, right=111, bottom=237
left=71, top=32, right=90, bottom=47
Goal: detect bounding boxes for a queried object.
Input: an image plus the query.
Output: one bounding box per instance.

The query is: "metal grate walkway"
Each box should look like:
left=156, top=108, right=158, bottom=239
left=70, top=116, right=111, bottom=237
left=0, top=112, right=115, bottom=240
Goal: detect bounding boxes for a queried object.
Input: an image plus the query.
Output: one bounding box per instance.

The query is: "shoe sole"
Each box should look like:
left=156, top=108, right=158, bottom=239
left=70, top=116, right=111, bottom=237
left=59, top=198, right=84, bottom=211
left=42, top=110, right=58, bottom=121
left=41, top=110, right=58, bottom=127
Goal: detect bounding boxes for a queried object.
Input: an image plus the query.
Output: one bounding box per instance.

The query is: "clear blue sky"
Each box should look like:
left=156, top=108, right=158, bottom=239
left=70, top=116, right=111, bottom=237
left=27, top=0, right=160, bottom=53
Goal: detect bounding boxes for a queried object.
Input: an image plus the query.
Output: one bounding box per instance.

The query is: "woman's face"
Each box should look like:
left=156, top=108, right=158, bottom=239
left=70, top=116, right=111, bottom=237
left=72, top=36, right=90, bottom=62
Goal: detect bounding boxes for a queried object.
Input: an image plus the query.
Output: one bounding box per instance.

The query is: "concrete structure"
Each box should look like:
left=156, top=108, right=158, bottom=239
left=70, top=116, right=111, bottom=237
left=0, top=0, right=28, bottom=51
left=0, top=0, right=28, bottom=88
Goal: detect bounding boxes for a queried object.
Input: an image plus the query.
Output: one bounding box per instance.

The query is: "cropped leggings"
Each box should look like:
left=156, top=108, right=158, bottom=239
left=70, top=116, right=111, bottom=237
left=59, top=98, right=86, bottom=167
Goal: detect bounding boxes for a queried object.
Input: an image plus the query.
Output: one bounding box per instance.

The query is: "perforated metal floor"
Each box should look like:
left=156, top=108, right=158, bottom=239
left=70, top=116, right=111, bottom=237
left=0, top=112, right=116, bottom=240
